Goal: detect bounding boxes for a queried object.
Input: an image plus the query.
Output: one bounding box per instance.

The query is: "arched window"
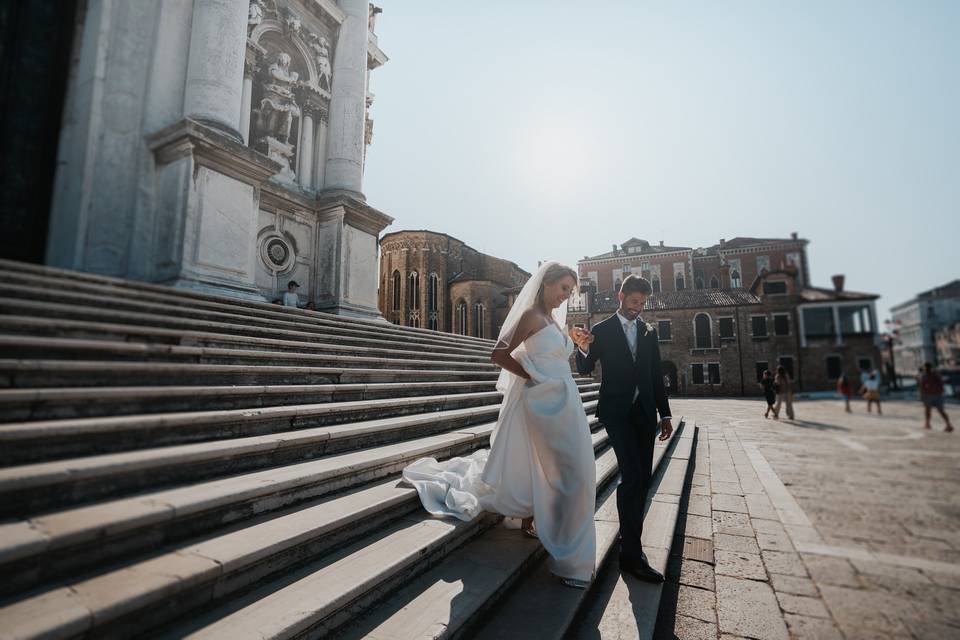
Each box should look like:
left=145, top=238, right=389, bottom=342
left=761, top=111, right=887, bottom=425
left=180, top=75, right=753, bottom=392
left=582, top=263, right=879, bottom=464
left=710, top=276, right=720, bottom=289
left=391, top=271, right=401, bottom=312
left=408, top=272, right=420, bottom=310
left=457, top=300, right=467, bottom=335
left=428, top=273, right=439, bottom=330
left=694, top=313, right=712, bottom=349
left=473, top=303, right=485, bottom=338
left=695, top=276, right=704, bottom=290
left=676, top=274, right=686, bottom=291
left=731, top=270, right=742, bottom=288
left=652, top=276, right=661, bottom=293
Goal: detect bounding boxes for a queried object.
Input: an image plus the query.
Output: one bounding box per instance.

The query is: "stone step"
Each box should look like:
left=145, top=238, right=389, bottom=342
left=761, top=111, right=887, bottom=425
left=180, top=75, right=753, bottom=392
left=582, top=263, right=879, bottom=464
left=0, top=428, right=610, bottom=638
left=0, top=414, right=603, bottom=596
left=0, top=379, right=599, bottom=422
left=0, top=386, right=598, bottom=465
left=338, top=421, right=690, bottom=640
left=0, top=334, right=499, bottom=372
left=0, top=358, right=502, bottom=389
left=156, top=432, right=624, bottom=640
left=0, top=298, right=491, bottom=360
left=472, top=424, right=698, bottom=640
left=0, top=269, right=493, bottom=354
left=0, top=314, right=495, bottom=364
left=0, top=393, right=599, bottom=512
left=0, top=260, right=494, bottom=350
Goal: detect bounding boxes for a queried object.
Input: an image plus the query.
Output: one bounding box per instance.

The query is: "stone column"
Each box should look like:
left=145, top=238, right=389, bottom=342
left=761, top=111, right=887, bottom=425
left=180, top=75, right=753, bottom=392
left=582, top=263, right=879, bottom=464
left=183, top=0, right=248, bottom=142
left=324, top=0, right=368, bottom=197
left=239, top=59, right=256, bottom=145
left=298, top=107, right=315, bottom=189
left=312, top=112, right=328, bottom=190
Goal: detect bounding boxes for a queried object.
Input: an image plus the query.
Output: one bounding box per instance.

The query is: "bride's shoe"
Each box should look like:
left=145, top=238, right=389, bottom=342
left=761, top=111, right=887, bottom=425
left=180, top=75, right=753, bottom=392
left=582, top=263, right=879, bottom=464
left=521, top=517, right=538, bottom=538
left=560, top=576, right=590, bottom=589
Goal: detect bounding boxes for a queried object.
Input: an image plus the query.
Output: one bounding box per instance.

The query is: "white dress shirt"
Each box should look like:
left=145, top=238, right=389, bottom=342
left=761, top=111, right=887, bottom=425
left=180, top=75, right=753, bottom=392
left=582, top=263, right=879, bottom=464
left=578, top=311, right=670, bottom=421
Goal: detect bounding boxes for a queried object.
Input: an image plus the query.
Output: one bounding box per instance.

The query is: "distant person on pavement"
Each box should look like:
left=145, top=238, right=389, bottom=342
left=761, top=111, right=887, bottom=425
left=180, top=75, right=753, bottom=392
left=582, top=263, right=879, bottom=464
left=837, top=372, right=854, bottom=413
left=760, top=369, right=778, bottom=418
left=283, top=280, right=300, bottom=308
left=774, top=365, right=794, bottom=420
left=860, top=369, right=882, bottom=415
left=920, top=363, right=954, bottom=432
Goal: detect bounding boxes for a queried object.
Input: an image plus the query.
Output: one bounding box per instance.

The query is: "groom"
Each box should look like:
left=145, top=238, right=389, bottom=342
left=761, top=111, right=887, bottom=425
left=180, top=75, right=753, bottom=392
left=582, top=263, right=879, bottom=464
left=573, top=274, right=672, bottom=583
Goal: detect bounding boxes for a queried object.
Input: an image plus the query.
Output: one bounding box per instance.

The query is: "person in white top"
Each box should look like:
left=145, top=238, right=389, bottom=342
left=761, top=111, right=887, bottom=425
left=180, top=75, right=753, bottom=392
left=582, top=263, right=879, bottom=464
left=282, top=280, right=300, bottom=308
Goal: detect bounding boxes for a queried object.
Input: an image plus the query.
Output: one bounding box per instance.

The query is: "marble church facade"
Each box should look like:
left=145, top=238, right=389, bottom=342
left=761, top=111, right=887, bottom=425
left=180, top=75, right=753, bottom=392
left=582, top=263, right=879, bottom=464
left=43, top=0, right=391, bottom=318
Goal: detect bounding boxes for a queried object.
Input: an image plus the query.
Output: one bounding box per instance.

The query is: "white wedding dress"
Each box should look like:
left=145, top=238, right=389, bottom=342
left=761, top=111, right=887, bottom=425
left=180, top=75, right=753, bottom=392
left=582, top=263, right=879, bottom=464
left=402, top=322, right=597, bottom=582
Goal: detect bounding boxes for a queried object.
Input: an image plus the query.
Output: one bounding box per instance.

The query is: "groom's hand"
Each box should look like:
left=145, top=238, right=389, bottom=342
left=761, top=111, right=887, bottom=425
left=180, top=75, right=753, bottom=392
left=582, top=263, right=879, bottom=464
left=658, top=418, right=673, bottom=441
left=569, top=327, right=594, bottom=351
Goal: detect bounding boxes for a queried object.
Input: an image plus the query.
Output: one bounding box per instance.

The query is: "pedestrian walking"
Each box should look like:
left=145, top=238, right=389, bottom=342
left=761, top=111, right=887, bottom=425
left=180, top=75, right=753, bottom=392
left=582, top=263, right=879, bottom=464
left=760, top=369, right=778, bottom=418
left=773, top=365, right=794, bottom=420
left=919, top=363, right=954, bottom=432
left=860, top=369, right=882, bottom=415
left=837, top=372, right=854, bottom=413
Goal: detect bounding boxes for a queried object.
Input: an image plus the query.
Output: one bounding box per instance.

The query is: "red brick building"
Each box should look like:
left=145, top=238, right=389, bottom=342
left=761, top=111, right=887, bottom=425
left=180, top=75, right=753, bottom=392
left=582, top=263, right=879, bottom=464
left=568, top=267, right=880, bottom=397
left=378, top=230, right=530, bottom=338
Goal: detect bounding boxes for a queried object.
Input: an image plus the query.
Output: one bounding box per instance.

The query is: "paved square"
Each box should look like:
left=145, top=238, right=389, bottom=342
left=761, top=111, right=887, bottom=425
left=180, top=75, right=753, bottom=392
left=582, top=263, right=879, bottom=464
left=654, top=398, right=960, bottom=640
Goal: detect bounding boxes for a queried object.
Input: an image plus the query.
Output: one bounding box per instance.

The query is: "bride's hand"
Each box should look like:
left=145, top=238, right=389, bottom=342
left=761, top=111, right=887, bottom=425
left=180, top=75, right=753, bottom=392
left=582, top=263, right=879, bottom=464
left=569, top=327, right=593, bottom=350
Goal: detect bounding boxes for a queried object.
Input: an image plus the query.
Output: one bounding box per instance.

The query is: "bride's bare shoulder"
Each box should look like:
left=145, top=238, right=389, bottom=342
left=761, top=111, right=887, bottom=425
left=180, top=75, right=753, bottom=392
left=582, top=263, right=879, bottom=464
left=517, top=308, right=547, bottom=335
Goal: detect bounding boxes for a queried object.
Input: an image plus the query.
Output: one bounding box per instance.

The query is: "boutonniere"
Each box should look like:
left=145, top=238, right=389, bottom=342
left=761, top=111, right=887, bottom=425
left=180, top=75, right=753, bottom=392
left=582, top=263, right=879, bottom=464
left=638, top=321, right=654, bottom=336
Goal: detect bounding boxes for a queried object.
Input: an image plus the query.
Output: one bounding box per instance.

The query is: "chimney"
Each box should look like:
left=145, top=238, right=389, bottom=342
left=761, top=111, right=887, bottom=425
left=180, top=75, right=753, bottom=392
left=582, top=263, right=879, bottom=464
left=719, top=264, right=731, bottom=289
left=791, top=231, right=798, bottom=240
left=832, top=274, right=845, bottom=292
left=719, top=238, right=726, bottom=248
left=659, top=240, right=664, bottom=248
left=612, top=244, right=618, bottom=252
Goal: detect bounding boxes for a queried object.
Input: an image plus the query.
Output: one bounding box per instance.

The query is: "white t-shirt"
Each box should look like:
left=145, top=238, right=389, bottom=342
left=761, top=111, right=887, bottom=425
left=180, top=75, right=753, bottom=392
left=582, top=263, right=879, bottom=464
left=863, top=376, right=880, bottom=391
left=282, top=291, right=299, bottom=307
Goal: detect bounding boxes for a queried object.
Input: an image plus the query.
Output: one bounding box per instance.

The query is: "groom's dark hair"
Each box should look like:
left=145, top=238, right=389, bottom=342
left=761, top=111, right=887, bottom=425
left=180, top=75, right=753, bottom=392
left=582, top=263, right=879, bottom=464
left=620, top=275, right=652, bottom=296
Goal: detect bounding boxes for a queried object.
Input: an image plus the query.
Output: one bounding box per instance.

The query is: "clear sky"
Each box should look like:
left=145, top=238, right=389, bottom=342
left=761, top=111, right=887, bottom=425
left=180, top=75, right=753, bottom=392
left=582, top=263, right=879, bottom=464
left=363, top=0, right=959, bottom=323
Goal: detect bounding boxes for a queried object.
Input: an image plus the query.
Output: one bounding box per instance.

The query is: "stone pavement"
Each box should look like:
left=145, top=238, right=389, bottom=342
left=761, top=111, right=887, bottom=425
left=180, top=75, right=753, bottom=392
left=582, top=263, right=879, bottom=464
left=650, top=397, right=960, bottom=640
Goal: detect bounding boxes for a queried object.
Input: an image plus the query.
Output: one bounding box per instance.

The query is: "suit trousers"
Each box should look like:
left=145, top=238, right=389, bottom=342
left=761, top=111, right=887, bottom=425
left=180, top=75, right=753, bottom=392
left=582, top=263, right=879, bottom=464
left=604, top=396, right=656, bottom=563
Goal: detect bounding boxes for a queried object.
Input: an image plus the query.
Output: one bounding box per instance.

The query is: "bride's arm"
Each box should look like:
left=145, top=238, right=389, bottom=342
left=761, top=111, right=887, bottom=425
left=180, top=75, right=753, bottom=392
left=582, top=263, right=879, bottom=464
left=490, top=309, right=538, bottom=380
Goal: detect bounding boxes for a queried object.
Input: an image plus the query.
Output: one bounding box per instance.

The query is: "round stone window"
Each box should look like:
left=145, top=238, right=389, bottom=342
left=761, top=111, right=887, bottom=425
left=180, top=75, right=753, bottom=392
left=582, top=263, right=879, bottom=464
left=260, top=233, right=295, bottom=273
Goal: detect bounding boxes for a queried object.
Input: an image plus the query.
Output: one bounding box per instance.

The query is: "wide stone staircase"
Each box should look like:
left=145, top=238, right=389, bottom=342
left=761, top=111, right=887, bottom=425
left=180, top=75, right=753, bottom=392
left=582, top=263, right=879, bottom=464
left=0, top=258, right=697, bottom=639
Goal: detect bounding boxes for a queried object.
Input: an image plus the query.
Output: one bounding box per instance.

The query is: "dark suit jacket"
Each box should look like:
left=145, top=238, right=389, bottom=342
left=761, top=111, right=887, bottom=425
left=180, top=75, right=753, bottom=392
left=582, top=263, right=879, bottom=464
left=575, top=313, right=671, bottom=427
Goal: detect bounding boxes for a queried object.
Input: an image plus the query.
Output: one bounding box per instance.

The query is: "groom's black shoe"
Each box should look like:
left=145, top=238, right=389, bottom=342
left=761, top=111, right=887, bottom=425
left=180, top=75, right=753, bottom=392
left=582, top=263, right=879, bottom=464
left=619, top=551, right=664, bottom=583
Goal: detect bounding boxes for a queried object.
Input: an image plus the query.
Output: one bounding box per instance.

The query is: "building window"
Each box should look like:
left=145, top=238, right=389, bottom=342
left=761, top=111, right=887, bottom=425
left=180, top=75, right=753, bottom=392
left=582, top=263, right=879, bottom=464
left=676, top=274, right=686, bottom=290
left=694, top=313, right=712, bottom=348
left=428, top=274, right=439, bottom=330
left=757, top=255, right=770, bottom=273
left=773, top=314, right=790, bottom=336
left=778, top=356, right=795, bottom=377
left=652, top=276, right=661, bottom=293
left=456, top=300, right=467, bottom=335
left=719, top=317, right=735, bottom=340
left=695, top=276, right=704, bottom=290
left=839, top=305, right=873, bottom=336
left=755, top=361, right=769, bottom=382
left=710, top=276, right=720, bottom=289
left=408, top=272, right=420, bottom=310
left=857, top=357, right=873, bottom=372
left=826, top=354, right=843, bottom=380
left=802, top=307, right=835, bottom=339
left=692, top=363, right=705, bottom=384
left=614, top=278, right=622, bottom=292
left=763, top=280, right=788, bottom=295
left=391, top=271, right=401, bottom=311
left=473, top=303, right=485, bottom=338
left=752, top=315, right=768, bottom=338
left=708, top=363, right=721, bottom=384
left=730, top=269, right=742, bottom=288
left=658, top=320, right=672, bottom=341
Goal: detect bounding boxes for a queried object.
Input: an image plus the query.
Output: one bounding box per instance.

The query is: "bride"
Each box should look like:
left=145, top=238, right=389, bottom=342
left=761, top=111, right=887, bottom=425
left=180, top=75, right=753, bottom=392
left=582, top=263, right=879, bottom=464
left=402, top=262, right=597, bottom=588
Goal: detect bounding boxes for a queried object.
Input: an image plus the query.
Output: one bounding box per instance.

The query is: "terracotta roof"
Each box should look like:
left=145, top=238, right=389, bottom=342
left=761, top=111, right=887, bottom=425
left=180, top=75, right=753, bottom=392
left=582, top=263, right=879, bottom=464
left=644, top=289, right=762, bottom=310
left=719, top=236, right=806, bottom=250
left=798, top=287, right=878, bottom=302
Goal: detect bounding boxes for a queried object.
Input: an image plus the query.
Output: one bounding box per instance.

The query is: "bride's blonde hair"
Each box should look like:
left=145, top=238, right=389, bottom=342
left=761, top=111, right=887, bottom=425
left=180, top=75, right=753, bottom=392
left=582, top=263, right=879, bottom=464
left=536, top=263, right=578, bottom=309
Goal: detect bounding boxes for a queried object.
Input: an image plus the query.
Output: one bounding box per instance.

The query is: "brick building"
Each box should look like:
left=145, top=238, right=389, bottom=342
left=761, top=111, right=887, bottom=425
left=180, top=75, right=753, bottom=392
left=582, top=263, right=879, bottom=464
left=578, top=235, right=810, bottom=295
left=568, top=268, right=880, bottom=397
left=378, top=230, right=529, bottom=338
